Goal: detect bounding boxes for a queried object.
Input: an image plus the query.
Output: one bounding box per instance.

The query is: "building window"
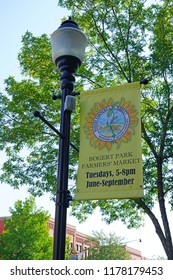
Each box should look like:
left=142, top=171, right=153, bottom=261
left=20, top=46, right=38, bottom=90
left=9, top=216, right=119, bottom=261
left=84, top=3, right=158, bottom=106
left=79, top=245, right=82, bottom=253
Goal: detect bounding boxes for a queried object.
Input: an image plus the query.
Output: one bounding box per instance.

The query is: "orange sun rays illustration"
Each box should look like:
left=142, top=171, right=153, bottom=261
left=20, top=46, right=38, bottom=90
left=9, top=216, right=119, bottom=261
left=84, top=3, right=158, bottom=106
left=84, top=98, right=139, bottom=150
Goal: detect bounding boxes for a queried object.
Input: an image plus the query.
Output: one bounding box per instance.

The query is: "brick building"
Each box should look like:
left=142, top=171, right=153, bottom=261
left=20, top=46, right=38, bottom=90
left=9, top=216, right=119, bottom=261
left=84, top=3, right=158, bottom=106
left=48, top=218, right=96, bottom=259
left=0, top=216, right=148, bottom=259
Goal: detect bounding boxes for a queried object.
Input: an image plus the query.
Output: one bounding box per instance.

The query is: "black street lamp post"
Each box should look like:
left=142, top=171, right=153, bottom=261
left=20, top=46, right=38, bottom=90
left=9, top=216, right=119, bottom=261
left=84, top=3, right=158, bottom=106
left=50, top=18, right=87, bottom=260
left=33, top=18, right=148, bottom=261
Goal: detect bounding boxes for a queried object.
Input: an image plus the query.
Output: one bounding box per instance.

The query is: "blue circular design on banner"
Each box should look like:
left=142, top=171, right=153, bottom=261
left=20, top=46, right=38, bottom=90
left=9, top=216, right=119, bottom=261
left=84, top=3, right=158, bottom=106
left=93, top=105, right=130, bottom=142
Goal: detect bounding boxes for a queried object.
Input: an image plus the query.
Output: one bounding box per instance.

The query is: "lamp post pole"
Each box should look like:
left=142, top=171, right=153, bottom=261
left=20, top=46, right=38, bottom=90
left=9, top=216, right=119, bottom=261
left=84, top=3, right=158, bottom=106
left=124, top=239, right=142, bottom=245
left=53, top=68, right=74, bottom=260
left=51, top=18, right=87, bottom=260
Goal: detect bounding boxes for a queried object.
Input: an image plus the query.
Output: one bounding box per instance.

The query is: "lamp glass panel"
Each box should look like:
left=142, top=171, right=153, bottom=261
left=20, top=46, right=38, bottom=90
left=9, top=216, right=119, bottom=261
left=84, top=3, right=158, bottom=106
left=51, top=27, right=87, bottom=63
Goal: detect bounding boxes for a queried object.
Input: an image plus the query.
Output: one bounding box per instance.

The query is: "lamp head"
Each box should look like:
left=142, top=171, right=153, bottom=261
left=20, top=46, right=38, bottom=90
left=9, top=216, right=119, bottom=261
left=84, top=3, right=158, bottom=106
left=51, top=17, right=87, bottom=73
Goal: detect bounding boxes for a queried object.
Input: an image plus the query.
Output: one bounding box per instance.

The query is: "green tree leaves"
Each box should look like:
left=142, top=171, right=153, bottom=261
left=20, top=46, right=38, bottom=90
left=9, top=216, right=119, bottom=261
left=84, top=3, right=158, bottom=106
left=85, top=230, right=131, bottom=260
left=0, top=197, right=53, bottom=260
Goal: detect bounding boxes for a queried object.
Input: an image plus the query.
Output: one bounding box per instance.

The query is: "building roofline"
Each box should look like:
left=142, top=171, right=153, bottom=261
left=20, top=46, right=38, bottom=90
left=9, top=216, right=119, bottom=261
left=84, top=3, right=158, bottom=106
left=0, top=216, right=11, bottom=220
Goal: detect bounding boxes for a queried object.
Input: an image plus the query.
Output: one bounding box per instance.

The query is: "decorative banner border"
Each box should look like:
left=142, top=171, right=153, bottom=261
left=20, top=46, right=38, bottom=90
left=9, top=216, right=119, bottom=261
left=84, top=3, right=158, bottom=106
left=76, top=82, right=143, bottom=200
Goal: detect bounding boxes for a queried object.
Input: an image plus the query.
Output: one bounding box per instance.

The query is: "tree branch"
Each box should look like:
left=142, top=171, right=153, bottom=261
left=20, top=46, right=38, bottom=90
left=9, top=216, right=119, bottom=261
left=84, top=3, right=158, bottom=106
left=91, top=14, right=129, bottom=82
left=111, top=6, right=132, bottom=82
left=141, top=120, right=158, bottom=159
left=135, top=198, right=168, bottom=255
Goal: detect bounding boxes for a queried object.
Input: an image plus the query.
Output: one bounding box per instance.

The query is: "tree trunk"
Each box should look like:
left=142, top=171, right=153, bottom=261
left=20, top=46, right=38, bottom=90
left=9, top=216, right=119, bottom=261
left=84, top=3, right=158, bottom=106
left=157, top=157, right=173, bottom=259
left=135, top=199, right=173, bottom=259
left=141, top=120, right=173, bottom=259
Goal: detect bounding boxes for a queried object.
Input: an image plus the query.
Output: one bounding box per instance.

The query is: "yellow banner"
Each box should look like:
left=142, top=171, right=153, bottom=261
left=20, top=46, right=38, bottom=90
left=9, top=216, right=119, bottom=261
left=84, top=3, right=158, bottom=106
left=76, top=82, right=143, bottom=200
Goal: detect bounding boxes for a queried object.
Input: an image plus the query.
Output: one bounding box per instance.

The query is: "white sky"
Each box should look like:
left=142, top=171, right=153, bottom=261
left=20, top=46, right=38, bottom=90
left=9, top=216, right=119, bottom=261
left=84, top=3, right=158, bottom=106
left=0, top=0, right=170, bottom=260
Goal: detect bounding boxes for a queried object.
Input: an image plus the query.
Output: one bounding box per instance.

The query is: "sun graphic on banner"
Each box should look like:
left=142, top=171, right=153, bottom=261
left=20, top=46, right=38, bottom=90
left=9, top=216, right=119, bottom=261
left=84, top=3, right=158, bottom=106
left=84, top=97, right=139, bottom=150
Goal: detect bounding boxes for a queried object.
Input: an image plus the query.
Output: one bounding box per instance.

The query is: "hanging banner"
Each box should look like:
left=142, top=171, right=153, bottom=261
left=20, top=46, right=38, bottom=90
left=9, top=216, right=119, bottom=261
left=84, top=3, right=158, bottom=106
left=76, top=82, right=143, bottom=200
